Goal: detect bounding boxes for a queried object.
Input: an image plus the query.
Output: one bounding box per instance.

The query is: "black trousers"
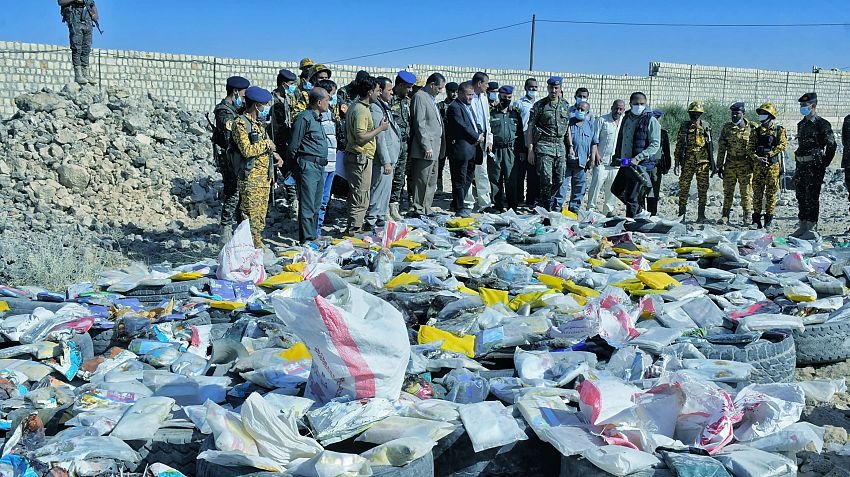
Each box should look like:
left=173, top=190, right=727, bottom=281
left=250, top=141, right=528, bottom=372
left=645, top=168, right=662, bottom=215
left=795, top=160, right=827, bottom=222
left=611, top=166, right=647, bottom=218
left=449, top=154, right=476, bottom=212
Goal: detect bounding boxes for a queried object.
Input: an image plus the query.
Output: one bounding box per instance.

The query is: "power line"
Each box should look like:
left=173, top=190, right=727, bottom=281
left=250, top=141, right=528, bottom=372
left=326, top=21, right=532, bottom=64
left=537, top=19, right=849, bottom=27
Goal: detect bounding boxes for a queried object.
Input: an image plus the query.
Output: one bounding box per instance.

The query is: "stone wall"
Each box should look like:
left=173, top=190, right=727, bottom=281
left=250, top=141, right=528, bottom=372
left=1, top=41, right=848, bottom=127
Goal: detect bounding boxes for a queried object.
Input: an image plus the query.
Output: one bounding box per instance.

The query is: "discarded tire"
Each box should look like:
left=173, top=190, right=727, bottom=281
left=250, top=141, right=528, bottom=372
left=793, top=321, right=850, bottom=365
left=694, top=331, right=795, bottom=384
left=122, top=278, right=208, bottom=297
left=513, top=242, right=559, bottom=256
left=127, top=427, right=205, bottom=476
left=559, top=455, right=673, bottom=477
left=433, top=426, right=560, bottom=477
left=0, top=297, right=66, bottom=314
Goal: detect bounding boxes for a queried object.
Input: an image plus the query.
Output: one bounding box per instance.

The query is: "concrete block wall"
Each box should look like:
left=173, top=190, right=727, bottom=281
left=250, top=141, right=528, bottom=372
left=1, top=41, right=848, bottom=129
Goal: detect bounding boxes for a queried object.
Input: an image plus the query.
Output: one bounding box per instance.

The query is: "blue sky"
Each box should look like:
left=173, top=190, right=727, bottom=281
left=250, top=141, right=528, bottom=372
left=4, top=0, right=849, bottom=75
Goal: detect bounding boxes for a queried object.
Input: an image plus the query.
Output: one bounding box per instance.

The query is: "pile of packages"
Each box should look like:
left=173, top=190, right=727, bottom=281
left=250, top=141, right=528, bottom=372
left=0, top=210, right=849, bottom=477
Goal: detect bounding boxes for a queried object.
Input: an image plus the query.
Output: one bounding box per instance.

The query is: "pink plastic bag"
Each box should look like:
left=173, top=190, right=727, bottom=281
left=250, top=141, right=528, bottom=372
left=216, top=220, right=267, bottom=284
left=666, top=372, right=739, bottom=454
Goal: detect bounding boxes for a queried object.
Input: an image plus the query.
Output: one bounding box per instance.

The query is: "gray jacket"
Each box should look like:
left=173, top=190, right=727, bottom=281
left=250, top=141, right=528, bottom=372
left=371, top=99, right=401, bottom=166
left=409, top=88, right=444, bottom=161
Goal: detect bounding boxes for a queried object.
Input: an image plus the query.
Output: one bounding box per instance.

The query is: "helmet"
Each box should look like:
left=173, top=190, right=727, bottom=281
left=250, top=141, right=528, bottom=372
left=756, top=102, right=778, bottom=119
left=414, top=76, right=426, bottom=87
left=687, top=101, right=704, bottom=113
left=299, top=57, right=314, bottom=70
left=313, top=64, right=332, bottom=78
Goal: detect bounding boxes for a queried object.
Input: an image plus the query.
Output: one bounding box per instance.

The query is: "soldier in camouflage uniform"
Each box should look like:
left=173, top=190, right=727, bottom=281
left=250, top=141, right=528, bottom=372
left=231, top=87, right=283, bottom=248
left=270, top=69, right=299, bottom=218
left=212, top=76, right=250, bottom=243
left=291, top=59, right=316, bottom=119
left=748, top=102, right=787, bottom=229
left=674, top=101, right=715, bottom=222
left=58, top=0, right=99, bottom=85
left=489, top=85, right=525, bottom=211
left=715, top=102, right=756, bottom=225
left=792, top=92, right=837, bottom=239
left=527, top=76, right=570, bottom=210
left=388, top=71, right=416, bottom=220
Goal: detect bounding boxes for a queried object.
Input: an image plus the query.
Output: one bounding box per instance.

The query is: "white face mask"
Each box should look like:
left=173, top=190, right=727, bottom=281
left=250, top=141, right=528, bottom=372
left=527, top=90, right=537, bottom=99
left=758, top=114, right=770, bottom=121
left=631, top=104, right=646, bottom=115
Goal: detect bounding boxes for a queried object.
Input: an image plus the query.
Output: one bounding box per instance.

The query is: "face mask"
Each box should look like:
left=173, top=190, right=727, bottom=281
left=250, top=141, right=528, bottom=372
left=499, top=98, right=510, bottom=108
left=631, top=104, right=645, bottom=115
left=330, top=96, right=338, bottom=107
left=574, top=111, right=586, bottom=121
left=689, top=113, right=701, bottom=121
left=758, top=114, right=770, bottom=121
left=575, top=97, right=586, bottom=105
left=286, top=84, right=296, bottom=94
left=527, top=90, right=537, bottom=99
left=800, top=106, right=811, bottom=116
left=259, top=105, right=271, bottom=119
left=303, top=82, right=313, bottom=91
left=734, top=118, right=743, bottom=126
left=234, top=95, right=243, bottom=108
left=488, top=92, right=497, bottom=102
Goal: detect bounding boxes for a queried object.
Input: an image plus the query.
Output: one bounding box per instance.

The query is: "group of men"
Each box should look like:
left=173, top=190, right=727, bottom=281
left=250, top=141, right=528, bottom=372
left=211, top=58, right=850, bottom=248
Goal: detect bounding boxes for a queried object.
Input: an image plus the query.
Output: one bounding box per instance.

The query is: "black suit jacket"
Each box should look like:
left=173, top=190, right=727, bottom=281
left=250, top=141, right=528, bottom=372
left=446, top=99, right=481, bottom=163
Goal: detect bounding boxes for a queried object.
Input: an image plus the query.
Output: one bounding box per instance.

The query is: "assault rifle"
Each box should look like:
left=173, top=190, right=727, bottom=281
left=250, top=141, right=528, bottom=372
left=84, top=0, right=103, bottom=34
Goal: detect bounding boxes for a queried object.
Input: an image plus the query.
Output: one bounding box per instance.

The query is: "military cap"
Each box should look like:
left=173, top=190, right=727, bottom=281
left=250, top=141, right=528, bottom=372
left=299, top=58, right=314, bottom=70
left=652, top=109, right=664, bottom=119
left=688, top=101, right=704, bottom=113
left=415, top=76, right=426, bottom=87
left=396, top=70, right=416, bottom=85
left=730, top=101, right=745, bottom=112
left=445, top=82, right=459, bottom=92
left=245, top=86, right=272, bottom=104
left=226, top=76, right=250, bottom=90
left=498, top=85, right=514, bottom=94
left=798, top=92, right=817, bottom=103
left=313, top=64, right=332, bottom=78
left=277, top=69, right=296, bottom=82
left=547, top=76, right=562, bottom=86
left=488, top=81, right=499, bottom=92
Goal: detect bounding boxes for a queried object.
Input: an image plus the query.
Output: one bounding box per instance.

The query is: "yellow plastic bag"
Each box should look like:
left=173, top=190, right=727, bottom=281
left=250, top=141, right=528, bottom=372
left=650, top=257, right=692, bottom=274
left=675, top=246, right=714, bottom=255
left=613, top=247, right=642, bottom=256
left=569, top=293, right=588, bottom=306
left=278, top=250, right=300, bottom=259
left=210, top=300, right=246, bottom=310
left=279, top=342, right=311, bottom=362
left=611, top=279, right=646, bottom=292
left=561, top=209, right=578, bottom=219
left=446, top=217, right=476, bottom=228
left=537, top=274, right=568, bottom=291
left=456, top=285, right=479, bottom=296
left=284, top=262, right=307, bottom=273
left=509, top=290, right=554, bottom=311
left=390, top=239, right=422, bottom=249
left=564, top=280, right=600, bottom=297
left=384, top=272, right=421, bottom=289
left=170, top=271, right=203, bottom=281
left=455, top=256, right=482, bottom=266
left=0, top=301, right=8, bottom=313
left=636, top=271, right=681, bottom=290
left=523, top=257, right=547, bottom=265
left=260, top=272, right=304, bottom=288
left=418, top=325, right=476, bottom=358
left=587, top=258, right=606, bottom=268
left=404, top=254, right=427, bottom=262
left=479, top=288, right=509, bottom=306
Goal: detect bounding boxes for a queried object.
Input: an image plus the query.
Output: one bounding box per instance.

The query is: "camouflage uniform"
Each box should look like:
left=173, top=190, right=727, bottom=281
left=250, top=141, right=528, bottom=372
left=213, top=99, right=242, bottom=229
left=60, top=0, right=95, bottom=81
left=716, top=119, right=755, bottom=218
left=389, top=95, right=412, bottom=205
left=795, top=114, right=837, bottom=225
left=231, top=114, right=274, bottom=248
left=749, top=123, right=787, bottom=217
left=528, top=97, right=570, bottom=208
left=489, top=104, right=525, bottom=210
left=290, top=80, right=310, bottom=119
left=675, top=119, right=713, bottom=211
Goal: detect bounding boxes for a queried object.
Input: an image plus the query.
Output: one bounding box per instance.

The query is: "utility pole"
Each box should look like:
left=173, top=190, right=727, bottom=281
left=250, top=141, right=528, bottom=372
left=529, top=14, right=536, bottom=71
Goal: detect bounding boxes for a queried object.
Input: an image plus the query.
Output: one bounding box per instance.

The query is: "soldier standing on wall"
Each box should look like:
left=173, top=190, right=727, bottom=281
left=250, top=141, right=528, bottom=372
left=58, top=0, right=99, bottom=85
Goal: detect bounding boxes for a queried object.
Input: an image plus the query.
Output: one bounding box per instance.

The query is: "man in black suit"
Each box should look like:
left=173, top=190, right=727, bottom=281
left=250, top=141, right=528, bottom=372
left=446, top=82, right=485, bottom=217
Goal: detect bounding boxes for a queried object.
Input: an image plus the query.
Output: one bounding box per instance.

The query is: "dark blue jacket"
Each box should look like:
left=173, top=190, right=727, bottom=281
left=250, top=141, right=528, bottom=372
left=446, top=99, right=481, bottom=163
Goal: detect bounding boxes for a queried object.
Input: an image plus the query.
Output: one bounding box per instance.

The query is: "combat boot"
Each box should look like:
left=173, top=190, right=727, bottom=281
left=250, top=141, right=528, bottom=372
left=799, top=221, right=819, bottom=241
left=751, top=213, right=762, bottom=229
left=219, top=225, right=233, bottom=246
left=388, top=202, right=402, bottom=221
left=763, top=214, right=774, bottom=228
left=678, top=204, right=687, bottom=219
left=74, top=66, right=88, bottom=85
left=82, top=66, right=97, bottom=85
left=697, top=205, right=708, bottom=223
left=790, top=221, right=807, bottom=238
left=718, top=209, right=731, bottom=225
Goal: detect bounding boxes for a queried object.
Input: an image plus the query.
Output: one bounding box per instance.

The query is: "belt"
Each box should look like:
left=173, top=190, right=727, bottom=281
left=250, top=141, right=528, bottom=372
left=538, top=136, right=564, bottom=143
left=298, top=155, right=328, bottom=166
left=796, top=155, right=817, bottom=163
left=494, top=142, right=514, bottom=149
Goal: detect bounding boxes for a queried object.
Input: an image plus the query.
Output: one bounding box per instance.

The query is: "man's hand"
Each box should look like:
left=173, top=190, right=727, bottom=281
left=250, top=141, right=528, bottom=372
left=477, top=134, right=485, bottom=144
left=425, top=149, right=433, bottom=160
left=269, top=141, right=277, bottom=153
left=378, top=118, right=389, bottom=132
left=90, top=3, right=99, bottom=22
left=340, top=103, right=349, bottom=115
left=382, top=164, right=393, bottom=175
left=758, top=156, right=769, bottom=166
left=527, top=149, right=535, bottom=166
left=273, top=153, right=284, bottom=168
left=674, top=163, right=681, bottom=176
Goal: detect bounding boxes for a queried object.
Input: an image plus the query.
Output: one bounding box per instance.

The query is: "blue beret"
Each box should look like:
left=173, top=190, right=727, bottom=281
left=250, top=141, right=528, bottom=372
left=278, top=69, right=296, bottom=82
left=226, top=76, right=250, bottom=90
left=445, top=82, right=459, bottom=92
left=547, top=76, right=562, bottom=86
left=488, top=81, right=499, bottom=91
left=498, top=85, right=514, bottom=94
left=730, top=101, right=745, bottom=112
left=396, top=71, right=416, bottom=85
left=245, top=86, right=272, bottom=104
left=652, top=109, right=664, bottom=119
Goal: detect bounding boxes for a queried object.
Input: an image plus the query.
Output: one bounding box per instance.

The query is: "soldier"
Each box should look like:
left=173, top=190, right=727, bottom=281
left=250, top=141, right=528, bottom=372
left=438, top=82, right=459, bottom=193
left=231, top=86, right=283, bottom=248
left=843, top=112, right=850, bottom=225
left=748, top=102, right=787, bottom=229
left=58, top=0, right=99, bottom=85
left=527, top=76, right=570, bottom=210
left=715, top=102, right=756, bottom=225
left=513, top=78, right=539, bottom=207
left=338, top=70, right=369, bottom=109
left=792, top=92, right=837, bottom=239
left=292, top=60, right=317, bottom=119
left=388, top=71, right=416, bottom=220
left=674, top=101, right=715, bottom=222
left=212, top=76, right=250, bottom=243
left=270, top=69, right=298, bottom=217
left=487, top=81, right=500, bottom=108
left=298, top=58, right=314, bottom=88
left=488, top=85, right=525, bottom=212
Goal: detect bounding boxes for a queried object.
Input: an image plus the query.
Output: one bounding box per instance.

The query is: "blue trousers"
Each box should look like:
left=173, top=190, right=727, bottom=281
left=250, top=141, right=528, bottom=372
left=317, top=171, right=335, bottom=236
left=552, top=161, right=587, bottom=212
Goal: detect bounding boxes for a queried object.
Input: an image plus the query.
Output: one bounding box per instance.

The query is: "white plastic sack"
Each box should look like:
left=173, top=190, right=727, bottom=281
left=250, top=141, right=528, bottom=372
left=240, top=393, right=323, bottom=464
left=514, top=348, right=597, bottom=387
left=217, top=219, right=267, bottom=284
left=516, top=395, right=601, bottom=456
left=458, top=401, right=528, bottom=452
left=738, top=313, right=805, bottom=332
left=272, top=273, right=410, bottom=404
left=629, top=327, right=683, bottom=354
left=578, top=378, right=638, bottom=425
left=582, top=445, right=660, bottom=476
left=205, top=399, right=259, bottom=455
left=733, top=383, right=805, bottom=441
left=361, top=437, right=436, bottom=467
left=399, top=399, right=460, bottom=422
left=782, top=251, right=814, bottom=272
left=355, top=415, right=455, bottom=445
left=306, top=399, right=395, bottom=445
left=291, top=450, right=372, bottom=477
left=714, top=444, right=797, bottom=477
left=682, top=359, right=755, bottom=383
left=746, top=421, right=824, bottom=453
left=798, top=378, right=846, bottom=402
left=667, top=371, right=736, bottom=454
left=109, top=396, right=174, bottom=440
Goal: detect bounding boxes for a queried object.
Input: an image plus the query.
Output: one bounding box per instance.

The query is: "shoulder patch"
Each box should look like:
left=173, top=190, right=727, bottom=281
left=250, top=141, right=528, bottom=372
left=225, top=119, right=234, bottom=131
